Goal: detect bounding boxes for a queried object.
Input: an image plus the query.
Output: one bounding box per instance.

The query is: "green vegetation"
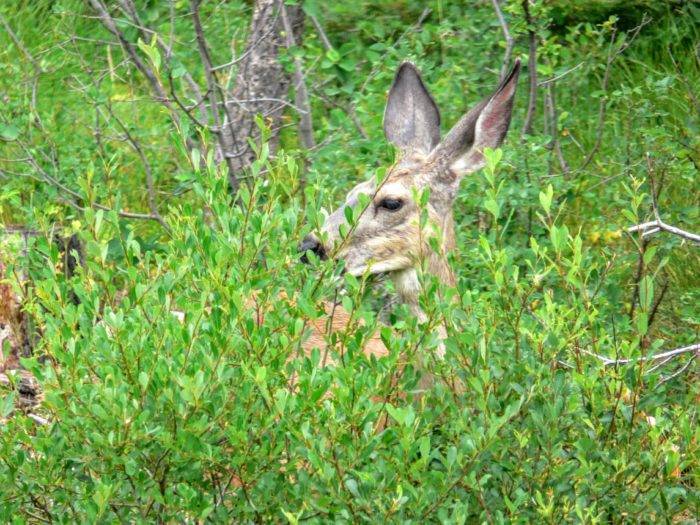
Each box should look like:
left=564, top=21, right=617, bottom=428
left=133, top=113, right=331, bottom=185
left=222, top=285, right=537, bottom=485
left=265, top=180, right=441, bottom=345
left=0, top=0, right=698, bottom=522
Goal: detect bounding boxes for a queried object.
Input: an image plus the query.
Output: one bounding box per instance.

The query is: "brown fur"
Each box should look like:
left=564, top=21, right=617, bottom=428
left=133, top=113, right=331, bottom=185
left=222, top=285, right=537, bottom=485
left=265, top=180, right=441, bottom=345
left=0, top=261, right=22, bottom=372
left=244, top=292, right=388, bottom=362
left=299, top=61, right=520, bottom=384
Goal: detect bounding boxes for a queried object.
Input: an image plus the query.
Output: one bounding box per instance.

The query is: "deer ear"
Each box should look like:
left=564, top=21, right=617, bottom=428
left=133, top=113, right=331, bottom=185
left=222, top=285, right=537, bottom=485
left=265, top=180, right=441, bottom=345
left=383, top=62, right=441, bottom=156
left=432, top=60, right=520, bottom=180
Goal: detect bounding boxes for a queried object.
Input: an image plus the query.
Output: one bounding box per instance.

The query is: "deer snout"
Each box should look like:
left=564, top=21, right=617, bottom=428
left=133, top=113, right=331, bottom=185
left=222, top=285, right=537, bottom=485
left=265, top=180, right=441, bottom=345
left=299, top=235, right=327, bottom=263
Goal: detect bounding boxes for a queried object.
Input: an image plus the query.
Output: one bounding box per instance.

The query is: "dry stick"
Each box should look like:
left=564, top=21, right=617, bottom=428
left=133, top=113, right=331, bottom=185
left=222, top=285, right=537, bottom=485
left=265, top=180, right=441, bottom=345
left=209, top=6, right=281, bottom=73
left=521, top=0, right=537, bottom=138
left=1, top=15, right=46, bottom=132
left=659, top=355, right=697, bottom=385
left=628, top=154, right=700, bottom=243
left=544, top=81, right=570, bottom=175
left=88, top=0, right=181, bottom=130
left=491, top=0, right=514, bottom=81
left=579, top=16, right=650, bottom=170
left=102, top=104, right=170, bottom=231
left=167, top=72, right=210, bottom=129
left=190, top=0, right=241, bottom=194
left=310, top=15, right=333, bottom=51
left=117, top=0, right=210, bottom=125
left=70, top=69, right=170, bottom=229
left=538, top=62, right=583, bottom=87
left=15, top=139, right=164, bottom=222
left=628, top=219, right=700, bottom=244
left=0, top=15, right=42, bottom=73
left=668, top=46, right=700, bottom=115
left=583, top=343, right=699, bottom=367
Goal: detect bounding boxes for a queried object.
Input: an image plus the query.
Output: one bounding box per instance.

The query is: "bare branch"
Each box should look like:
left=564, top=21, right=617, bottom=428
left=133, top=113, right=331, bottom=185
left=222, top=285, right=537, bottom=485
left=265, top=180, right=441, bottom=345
left=209, top=12, right=281, bottom=72
left=628, top=219, right=700, bottom=244
left=579, top=15, right=650, bottom=170
left=538, top=62, right=584, bottom=87
left=102, top=103, right=170, bottom=231
left=14, top=138, right=165, bottom=223
left=521, top=0, right=537, bottom=138
left=190, top=0, right=241, bottom=193
left=544, top=81, right=570, bottom=175
left=583, top=343, right=699, bottom=367
left=115, top=0, right=210, bottom=125
left=87, top=0, right=181, bottom=127
left=310, top=15, right=333, bottom=51
left=491, top=0, right=514, bottom=81
left=280, top=2, right=315, bottom=150
left=659, top=354, right=697, bottom=384
left=628, top=154, right=700, bottom=243
left=0, top=15, right=42, bottom=73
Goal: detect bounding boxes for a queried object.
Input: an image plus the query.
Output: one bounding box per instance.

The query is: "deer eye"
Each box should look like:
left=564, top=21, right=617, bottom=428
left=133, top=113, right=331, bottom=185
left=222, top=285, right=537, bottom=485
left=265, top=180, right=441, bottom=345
left=378, top=198, right=404, bottom=211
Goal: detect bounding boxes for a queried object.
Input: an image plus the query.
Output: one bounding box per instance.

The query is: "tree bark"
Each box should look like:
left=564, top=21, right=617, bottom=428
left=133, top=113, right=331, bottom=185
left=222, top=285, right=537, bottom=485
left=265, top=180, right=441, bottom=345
left=222, top=0, right=304, bottom=189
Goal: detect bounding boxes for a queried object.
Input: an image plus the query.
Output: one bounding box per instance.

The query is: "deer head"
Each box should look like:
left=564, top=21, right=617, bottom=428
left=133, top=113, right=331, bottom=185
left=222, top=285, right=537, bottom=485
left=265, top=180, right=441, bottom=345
left=301, top=60, right=520, bottom=291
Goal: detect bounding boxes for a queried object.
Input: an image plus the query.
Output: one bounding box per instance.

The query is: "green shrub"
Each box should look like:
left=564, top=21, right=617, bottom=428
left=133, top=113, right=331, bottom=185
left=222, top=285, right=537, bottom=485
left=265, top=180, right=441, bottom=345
left=0, top=0, right=697, bottom=522
left=1, top=149, right=697, bottom=522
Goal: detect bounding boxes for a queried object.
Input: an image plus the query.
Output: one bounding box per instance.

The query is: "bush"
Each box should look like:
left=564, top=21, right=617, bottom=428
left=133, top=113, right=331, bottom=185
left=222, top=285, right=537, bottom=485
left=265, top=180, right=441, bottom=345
left=1, top=148, right=697, bottom=522
left=0, top=0, right=697, bottom=522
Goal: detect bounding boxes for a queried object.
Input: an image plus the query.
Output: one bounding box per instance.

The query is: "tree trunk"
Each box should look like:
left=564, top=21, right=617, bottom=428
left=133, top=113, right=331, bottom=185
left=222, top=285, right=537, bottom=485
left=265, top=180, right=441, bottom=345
left=222, top=0, right=304, bottom=190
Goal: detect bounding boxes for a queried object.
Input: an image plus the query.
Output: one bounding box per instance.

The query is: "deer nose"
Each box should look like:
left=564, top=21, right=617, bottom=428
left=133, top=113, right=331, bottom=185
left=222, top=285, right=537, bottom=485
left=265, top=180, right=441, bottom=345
left=299, top=235, right=326, bottom=263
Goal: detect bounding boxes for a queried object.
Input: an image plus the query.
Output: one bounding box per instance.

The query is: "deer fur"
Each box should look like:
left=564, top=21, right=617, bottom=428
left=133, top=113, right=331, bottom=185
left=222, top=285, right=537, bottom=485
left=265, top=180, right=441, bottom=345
left=300, top=60, right=520, bottom=363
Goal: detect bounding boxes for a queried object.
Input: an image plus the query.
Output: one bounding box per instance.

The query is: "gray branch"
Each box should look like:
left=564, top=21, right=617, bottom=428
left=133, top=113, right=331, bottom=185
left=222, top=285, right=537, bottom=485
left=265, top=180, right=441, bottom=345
left=627, top=220, right=700, bottom=244
left=491, top=0, right=514, bottom=81
left=583, top=343, right=699, bottom=367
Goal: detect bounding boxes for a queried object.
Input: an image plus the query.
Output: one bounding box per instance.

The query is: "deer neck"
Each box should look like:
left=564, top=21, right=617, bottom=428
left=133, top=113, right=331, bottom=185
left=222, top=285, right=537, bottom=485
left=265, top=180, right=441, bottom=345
left=389, top=213, right=456, bottom=359
left=390, top=250, right=455, bottom=309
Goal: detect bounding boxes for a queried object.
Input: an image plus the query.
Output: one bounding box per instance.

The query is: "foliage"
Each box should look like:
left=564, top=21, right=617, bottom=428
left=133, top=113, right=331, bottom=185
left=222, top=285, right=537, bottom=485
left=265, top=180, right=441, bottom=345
left=1, top=0, right=698, bottom=522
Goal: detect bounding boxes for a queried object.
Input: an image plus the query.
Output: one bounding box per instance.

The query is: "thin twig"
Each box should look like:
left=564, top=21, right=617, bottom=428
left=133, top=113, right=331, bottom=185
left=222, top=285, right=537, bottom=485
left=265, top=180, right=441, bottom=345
left=0, top=15, right=42, bottom=73
left=544, top=81, right=570, bottom=175
left=538, top=62, right=584, bottom=86
left=491, top=0, right=514, bottom=81
left=15, top=138, right=165, bottom=223
left=190, top=0, right=240, bottom=193
left=310, top=15, right=333, bottom=51
left=583, top=343, right=699, bottom=367
left=87, top=0, right=182, bottom=129
left=116, top=0, right=210, bottom=124
left=659, top=355, right=697, bottom=384
left=102, top=103, right=170, bottom=231
left=521, top=0, right=537, bottom=137
left=628, top=154, right=700, bottom=243
left=579, top=16, right=650, bottom=170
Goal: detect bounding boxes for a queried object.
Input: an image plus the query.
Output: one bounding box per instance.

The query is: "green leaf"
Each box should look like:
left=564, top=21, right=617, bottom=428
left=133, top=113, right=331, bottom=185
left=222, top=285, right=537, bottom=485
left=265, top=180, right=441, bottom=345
left=1, top=391, right=16, bottom=418
left=0, top=124, right=19, bottom=141
left=539, top=184, right=554, bottom=215
left=343, top=204, right=354, bottom=226
left=642, top=246, right=657, bottom=265
left=483, top=198, right=500, bottom=219
left=638, top=276, right=654, bottom=311
left=483, top=147, right=503, bottom=175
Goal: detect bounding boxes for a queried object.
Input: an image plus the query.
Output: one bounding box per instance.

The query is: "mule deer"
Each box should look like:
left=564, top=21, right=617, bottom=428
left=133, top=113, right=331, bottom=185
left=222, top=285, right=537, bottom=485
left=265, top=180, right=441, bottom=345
left=300, top=60, right=520, bottom=363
